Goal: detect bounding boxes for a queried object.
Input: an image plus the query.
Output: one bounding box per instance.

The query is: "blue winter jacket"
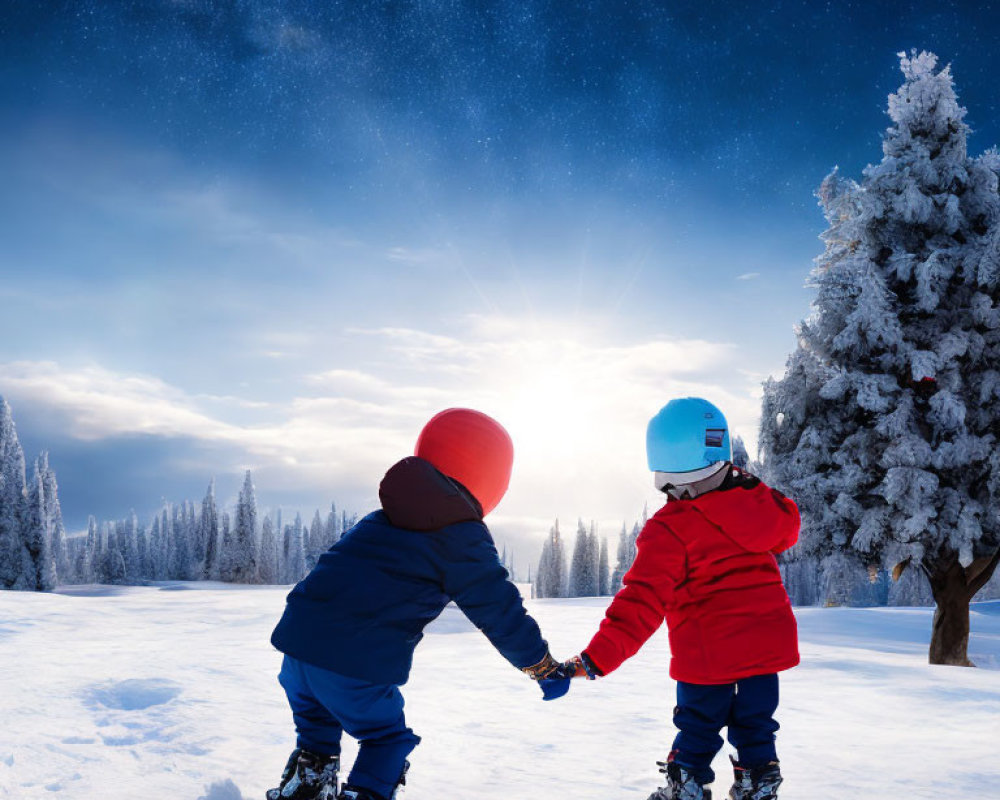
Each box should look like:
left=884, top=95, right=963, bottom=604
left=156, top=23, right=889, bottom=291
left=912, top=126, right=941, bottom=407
left=271, top=456, right=548, bottom=686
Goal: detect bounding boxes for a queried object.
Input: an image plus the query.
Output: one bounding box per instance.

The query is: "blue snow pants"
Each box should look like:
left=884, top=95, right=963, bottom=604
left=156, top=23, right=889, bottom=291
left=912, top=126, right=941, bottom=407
left=671, top=673, right=780, bottom=785
left=278, top=655, right=420, bottom=800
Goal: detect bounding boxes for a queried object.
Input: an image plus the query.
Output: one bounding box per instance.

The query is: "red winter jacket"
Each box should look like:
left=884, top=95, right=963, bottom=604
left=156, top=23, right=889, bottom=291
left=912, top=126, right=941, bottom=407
left=584, top=471, right=800, bottom=685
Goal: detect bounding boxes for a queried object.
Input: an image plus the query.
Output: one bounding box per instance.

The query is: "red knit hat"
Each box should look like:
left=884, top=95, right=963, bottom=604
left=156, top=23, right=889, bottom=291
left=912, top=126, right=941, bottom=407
left=414, top=408, right=514, bottom=516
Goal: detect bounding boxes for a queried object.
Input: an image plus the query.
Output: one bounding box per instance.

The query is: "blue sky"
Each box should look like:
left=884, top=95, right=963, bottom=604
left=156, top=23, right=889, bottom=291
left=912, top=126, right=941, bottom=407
left=2, top=1, right=999, bottom=562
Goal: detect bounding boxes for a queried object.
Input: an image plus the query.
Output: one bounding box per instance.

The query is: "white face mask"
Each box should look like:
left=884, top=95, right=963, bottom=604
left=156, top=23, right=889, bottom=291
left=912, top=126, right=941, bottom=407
left=654, top=462, right=730, bottom=500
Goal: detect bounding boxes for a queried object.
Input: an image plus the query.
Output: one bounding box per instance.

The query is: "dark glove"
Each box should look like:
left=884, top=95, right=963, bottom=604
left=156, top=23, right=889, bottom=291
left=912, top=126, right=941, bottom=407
left=522, top=652, right=601, bottom=701
left=560, top=653, right=602, bottom=679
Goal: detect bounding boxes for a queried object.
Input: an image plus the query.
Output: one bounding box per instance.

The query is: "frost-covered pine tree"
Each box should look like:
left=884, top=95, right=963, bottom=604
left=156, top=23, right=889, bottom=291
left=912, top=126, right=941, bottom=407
left=83, top=515, right=100, bottom=584
left=778, top=552, right=820, bottom=607
left=536, top=529, right=552, bottom=597
left=121, top=512, right=140, bottom=582
left=760, top=51, right=1000, bottom=666
left=610, top=523, right=629, bottom=590
left=732, top=436, right=750, bottom=470
left=324, top=502, right=340, bottom=549
left=169, top=503, right=193, bottom=580
left=158, top=505, right=170, bottom=580
left=147, top=514, right=162, bottom=582
left=162, top=504, right=175, bottom=578
left=24, top=465, right=56, bottom=591
left=534, top=520, right=567, bottom=598
left=307, top=509, right=325, bottom=570
left=226, top=470, right=258, bottom=583
left=72, top=526, right=91, bottom=584
left=185, top=500, right=198, bottom=575
left=598, top=535, right=611, bottom=595
left=218, top=512, right=233, bottom=580
left=550, top=520, right=567, bottom=597
left=135, top=520, right=149, bottom=581
left=533, top=534, right=550, bottom=598
left=280, top=520, right=291, bottom=582
left=285, top=512, right=306, bottom=583
left=274, top=507, right=284, bottom=575
left=0, top=398, right=31, bottom=589
left=36, top=453, right=68, bottom=582
left=104, top=530, right=126, bottom=585
left=569, top=519, right=594, bottom=596
left=342, top=510, right=358, bottom=533
left=201, top=479, right=219, bottom=580
left=587, top=523, right=601, bottom=593
left=259, top=514, right=280, bottom=584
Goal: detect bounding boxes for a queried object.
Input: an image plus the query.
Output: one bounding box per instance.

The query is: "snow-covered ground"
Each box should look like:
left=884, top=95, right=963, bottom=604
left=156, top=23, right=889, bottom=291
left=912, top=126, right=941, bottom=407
left=1, top=585, right=998, bottom=800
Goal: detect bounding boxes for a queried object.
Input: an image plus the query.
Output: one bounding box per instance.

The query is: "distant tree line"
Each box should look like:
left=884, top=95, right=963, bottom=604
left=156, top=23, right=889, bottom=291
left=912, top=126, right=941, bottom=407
left=532, top=515, right=632, bottom=599
left=0, top=396, right=358, bottom=590
left=531, top=486, right=1000, bottom=606
left=61, top=470, right=357, bottom=587
left=6, top=386, right=996, bottom=603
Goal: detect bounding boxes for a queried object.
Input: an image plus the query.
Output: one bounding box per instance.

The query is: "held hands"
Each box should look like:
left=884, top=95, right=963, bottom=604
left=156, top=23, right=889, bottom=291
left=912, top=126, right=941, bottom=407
left=521, top=652, right=601, bottom=701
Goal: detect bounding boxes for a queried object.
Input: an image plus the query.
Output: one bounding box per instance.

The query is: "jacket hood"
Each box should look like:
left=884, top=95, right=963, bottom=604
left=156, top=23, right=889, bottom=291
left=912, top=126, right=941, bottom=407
left=685, top=470, right=800, bottom=554
left=379, top=456, right=484, bottom=531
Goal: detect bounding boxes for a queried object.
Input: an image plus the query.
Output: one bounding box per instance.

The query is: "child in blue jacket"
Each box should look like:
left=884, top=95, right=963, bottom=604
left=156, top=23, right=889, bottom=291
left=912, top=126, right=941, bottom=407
left=267, top=408, right=564, bottom=800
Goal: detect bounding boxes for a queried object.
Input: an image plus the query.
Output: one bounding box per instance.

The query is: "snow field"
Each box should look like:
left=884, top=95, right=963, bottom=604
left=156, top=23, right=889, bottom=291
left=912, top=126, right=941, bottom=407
left=1, top=585, right=998, bottom=799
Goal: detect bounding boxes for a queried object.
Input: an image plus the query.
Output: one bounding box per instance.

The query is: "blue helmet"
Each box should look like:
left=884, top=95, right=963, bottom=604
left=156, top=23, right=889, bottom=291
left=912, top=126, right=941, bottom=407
left=646, top=397, right=732, bottom=474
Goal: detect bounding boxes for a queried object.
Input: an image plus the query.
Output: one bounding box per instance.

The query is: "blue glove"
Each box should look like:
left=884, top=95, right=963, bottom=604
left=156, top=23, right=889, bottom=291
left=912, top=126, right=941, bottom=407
left=539, top=674, right=572, bottom=700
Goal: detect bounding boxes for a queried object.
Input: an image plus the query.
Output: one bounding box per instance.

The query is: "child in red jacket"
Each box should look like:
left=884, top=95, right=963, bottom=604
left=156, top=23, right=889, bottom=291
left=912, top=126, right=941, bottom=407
left=559, top=397, right=799, bottom=800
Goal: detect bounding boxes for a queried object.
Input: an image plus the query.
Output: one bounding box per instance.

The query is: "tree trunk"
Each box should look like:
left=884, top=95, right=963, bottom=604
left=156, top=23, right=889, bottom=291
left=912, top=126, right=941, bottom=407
left=925, top=548, right=1000, bottom=667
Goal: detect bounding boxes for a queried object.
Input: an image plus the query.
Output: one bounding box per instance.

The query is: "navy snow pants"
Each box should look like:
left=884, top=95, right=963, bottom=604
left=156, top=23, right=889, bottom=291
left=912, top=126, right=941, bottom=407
left=278, top=655, right=420, bottom=799
left=671, top=673, right=780, bottom=784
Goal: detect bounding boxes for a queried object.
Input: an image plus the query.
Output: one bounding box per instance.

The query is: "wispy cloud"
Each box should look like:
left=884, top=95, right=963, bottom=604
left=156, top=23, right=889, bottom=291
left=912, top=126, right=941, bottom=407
left=737, top=272, right=761, bottom=280
left=0, top=362, right=230, bottom=441
left=385, top=246, right=449, bottom=265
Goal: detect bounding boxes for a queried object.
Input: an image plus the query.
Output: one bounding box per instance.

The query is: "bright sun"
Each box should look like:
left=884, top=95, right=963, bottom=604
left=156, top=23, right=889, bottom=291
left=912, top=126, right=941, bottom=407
left=489, top=339, right=609, bottom=466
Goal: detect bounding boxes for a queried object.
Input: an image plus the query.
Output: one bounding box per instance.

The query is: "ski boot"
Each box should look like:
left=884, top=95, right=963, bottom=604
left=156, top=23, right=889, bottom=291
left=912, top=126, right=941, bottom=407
left=727, top=757, right=782, bottom=800
left=646, top=754, right=712, bottom=800
left=265, top=748, right=339, bottom=800
left=727, top=757, right=752, bottom=800
left=338, top=760, right=409, bottom=800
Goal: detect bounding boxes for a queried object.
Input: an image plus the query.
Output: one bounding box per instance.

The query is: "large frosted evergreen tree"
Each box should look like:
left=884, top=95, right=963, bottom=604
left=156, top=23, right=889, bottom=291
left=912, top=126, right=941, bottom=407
left=760, top=52, right=1000, bottom=666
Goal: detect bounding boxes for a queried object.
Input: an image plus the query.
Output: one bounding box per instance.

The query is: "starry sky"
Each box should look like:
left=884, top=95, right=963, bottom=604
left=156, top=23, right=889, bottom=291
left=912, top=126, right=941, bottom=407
left=2, top=1, right=999, bottom=564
